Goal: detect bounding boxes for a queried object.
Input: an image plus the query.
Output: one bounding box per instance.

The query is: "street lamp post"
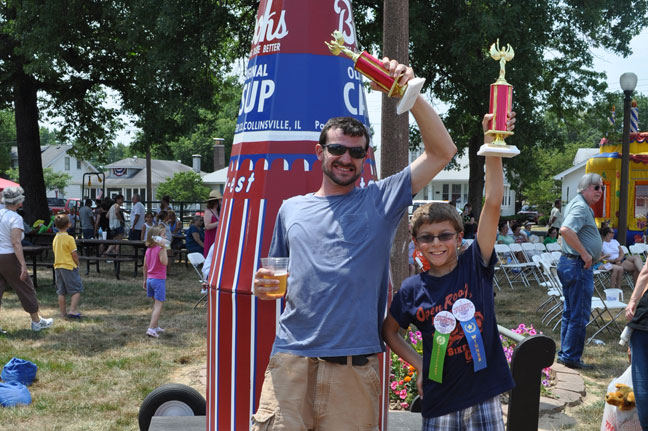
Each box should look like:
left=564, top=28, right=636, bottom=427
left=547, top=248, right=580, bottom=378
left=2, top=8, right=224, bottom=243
left=618, top=72, right=638, bottom=246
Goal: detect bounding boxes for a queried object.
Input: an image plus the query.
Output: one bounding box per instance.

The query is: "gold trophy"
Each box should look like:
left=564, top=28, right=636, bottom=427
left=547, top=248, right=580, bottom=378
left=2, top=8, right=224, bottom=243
left=326, top=30, right=425, bottom=115
left=477, top=39, right=520, bottom=158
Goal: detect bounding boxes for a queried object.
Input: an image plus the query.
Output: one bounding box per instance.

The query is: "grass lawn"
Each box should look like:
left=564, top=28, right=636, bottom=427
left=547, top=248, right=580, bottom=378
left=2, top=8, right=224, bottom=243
left=0, top=261, right=636, bottom=430
left=0, top=262, right=207, bottom=431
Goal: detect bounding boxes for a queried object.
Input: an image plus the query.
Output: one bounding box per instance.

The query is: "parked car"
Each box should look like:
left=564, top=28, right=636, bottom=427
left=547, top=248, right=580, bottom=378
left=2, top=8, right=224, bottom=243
left=47, top=197, right=80, bottom=214
left=517, top=204, right=540, bottom=222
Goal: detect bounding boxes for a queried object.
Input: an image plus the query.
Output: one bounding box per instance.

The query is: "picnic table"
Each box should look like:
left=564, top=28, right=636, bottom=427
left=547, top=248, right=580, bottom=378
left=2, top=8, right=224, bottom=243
left=22, top=245, right=54, bottom=288
left=76, top=238, right=147, bottom=280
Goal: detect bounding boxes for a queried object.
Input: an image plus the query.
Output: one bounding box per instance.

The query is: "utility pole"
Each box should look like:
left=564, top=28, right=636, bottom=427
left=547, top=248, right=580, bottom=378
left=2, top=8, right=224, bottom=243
left=381, top=0, right=410, bottom=292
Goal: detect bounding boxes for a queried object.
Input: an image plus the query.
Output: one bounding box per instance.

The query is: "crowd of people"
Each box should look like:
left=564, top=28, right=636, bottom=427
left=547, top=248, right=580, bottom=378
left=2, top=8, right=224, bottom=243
left=0, top=186, right=223, bottom=337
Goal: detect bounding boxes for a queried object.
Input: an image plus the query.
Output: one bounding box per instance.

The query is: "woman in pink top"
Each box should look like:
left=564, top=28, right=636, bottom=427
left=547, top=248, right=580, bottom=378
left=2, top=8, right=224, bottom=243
left=143, top=226, right=168, bottom=338
left=203, top=189, right=222, bottom=258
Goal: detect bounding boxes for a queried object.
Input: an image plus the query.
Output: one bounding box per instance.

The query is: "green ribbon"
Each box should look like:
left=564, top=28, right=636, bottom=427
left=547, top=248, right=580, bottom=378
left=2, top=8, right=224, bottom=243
left=429, top=332, right=450, bottom=383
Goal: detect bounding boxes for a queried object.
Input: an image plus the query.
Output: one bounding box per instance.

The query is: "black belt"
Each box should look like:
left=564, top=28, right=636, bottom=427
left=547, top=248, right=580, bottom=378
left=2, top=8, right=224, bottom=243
left=319, top=354, right=372, bottom=366
left=562, top=252, right=580, bottom=259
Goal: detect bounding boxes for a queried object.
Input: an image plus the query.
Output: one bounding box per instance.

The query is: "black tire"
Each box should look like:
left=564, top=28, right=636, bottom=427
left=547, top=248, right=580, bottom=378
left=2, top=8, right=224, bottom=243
left=138, top=383, right=206, bottom=431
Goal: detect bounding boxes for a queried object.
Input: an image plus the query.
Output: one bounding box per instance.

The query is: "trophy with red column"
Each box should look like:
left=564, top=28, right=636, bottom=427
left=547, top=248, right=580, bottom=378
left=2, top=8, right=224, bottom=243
left=326, top=30, right=425, bottom=115
left=478, top=39, right=520, bottom=157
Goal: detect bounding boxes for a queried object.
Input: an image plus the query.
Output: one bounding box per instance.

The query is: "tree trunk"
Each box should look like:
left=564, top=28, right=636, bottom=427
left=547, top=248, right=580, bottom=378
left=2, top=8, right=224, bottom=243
left=146, top=144, right=152, bottom=212
left=381, top=0, right=409, bottom=293
left=468, top=133, right=486, bottom=222
left=14, top=72, right=48, bottom=225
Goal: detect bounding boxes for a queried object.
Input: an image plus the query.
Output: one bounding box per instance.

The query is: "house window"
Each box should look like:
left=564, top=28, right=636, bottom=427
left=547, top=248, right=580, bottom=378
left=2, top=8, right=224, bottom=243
left=65, top=157, right=70, bottom=170
left=451, top=184, right=461, bottom=204
left=77, top=159, right=81, bottom=170
left=442, top=184, right=449, bottom=201
left=502, top=186, right=510, bottom=206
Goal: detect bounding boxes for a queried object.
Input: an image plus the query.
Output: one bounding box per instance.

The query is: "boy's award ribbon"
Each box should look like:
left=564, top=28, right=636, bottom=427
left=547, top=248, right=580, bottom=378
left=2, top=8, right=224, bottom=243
left=452, top=298, right=487, bottom=372
left=429, top=311, right=456, bottom=383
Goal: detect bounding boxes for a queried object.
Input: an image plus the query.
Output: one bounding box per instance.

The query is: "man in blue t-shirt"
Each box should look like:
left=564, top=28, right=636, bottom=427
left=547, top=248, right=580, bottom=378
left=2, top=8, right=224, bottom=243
left=251, top=58, right=457, bottom=430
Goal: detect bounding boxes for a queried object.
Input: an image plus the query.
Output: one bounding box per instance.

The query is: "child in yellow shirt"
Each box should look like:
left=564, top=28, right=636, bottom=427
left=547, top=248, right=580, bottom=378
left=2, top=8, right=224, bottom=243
left=53, top=214, right=84, bottom=319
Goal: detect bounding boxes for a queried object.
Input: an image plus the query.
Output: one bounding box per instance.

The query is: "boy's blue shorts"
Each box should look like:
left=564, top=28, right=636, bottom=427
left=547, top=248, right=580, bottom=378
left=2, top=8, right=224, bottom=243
left=146, top=278, right=166, bottom=302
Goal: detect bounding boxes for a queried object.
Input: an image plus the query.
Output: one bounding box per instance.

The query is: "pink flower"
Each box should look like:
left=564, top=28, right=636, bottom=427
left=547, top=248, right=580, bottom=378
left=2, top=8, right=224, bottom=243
left=399, top=389, right=407, bottom=399
left=400, top=402, right=409, bottom=409
left=528, top=329, right=537, bottom=335
left=391, top=381, right=398, bottom=390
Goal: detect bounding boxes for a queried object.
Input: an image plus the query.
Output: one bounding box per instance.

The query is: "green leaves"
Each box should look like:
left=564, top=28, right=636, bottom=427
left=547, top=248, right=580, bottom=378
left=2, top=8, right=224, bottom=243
left=155, top=170, right=210, bottom=202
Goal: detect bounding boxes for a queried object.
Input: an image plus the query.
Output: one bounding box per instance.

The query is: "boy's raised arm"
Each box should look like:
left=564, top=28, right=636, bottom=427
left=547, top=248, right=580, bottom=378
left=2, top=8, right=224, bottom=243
left=477, top=113, right=515, bottom=263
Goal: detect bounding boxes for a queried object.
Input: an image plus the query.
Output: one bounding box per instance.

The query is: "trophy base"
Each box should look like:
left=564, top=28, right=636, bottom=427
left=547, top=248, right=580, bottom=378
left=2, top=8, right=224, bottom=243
left=396, top=77, right=425, bottom=115
left=477, top=143, right=520, bottom=158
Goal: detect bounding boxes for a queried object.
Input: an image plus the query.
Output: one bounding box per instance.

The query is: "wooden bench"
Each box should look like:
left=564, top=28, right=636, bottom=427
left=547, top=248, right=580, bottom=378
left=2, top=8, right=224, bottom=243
left=30, top=262, right=56, bottom=288
left=78, top=255, right=140, bottom=280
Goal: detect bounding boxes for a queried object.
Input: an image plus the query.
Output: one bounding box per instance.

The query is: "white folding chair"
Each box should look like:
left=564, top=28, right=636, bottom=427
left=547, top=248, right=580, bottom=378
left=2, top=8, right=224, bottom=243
left=537, top=254, right=564, bottom=329
left=520, top=242, right=543, bottom=284
left=545, top=242, right=561, bottom=252
left=587, top=286, right=627, bottom=343
left=187, top=252, right=208, bottom=308
left=629, top=244, right=647, bottom=264
left=494, top=244, right=532, bottom=288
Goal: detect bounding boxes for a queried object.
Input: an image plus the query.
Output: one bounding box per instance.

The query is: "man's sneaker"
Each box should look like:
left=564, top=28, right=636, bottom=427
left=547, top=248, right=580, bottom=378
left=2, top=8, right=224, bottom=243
left=146, top=328, right=159, bottom=338
left=154, top=327, right=165, bottom=334
left=31, top=317, right=54, bottom=332
left=0, top=327, right=6, bottom=335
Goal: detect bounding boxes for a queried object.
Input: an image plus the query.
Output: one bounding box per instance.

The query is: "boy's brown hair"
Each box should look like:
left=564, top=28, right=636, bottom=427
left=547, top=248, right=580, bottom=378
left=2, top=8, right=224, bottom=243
left=54, top=213, right=70, bottom=230
left=411, top=203, right=463, bottom=238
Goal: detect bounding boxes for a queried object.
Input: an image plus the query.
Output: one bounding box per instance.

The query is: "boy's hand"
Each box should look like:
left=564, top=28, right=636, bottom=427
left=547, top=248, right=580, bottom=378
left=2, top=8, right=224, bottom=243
left=483, top=111, right=516, bottom=144
left=253, top=268, right=280, bottom=300
left=417, top=371, right=424, bottom=398
left=142, top=280, right=147, bottom=290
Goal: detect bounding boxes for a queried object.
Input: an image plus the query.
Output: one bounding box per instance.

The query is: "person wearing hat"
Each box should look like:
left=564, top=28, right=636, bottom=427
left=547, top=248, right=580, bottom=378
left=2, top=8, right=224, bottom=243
left=203, top=189, right=222, bottom=258
left=0, top=186, right=54, bottom=332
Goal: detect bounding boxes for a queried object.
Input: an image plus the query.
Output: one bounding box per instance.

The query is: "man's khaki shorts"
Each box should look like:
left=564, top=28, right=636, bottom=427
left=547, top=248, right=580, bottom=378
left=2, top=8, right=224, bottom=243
left=251, top=352, right=381, bottom=431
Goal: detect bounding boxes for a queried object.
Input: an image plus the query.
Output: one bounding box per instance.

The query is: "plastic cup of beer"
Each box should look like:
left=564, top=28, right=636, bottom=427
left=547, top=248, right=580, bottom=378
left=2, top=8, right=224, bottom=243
left=260, top=257, right=289, bottom=298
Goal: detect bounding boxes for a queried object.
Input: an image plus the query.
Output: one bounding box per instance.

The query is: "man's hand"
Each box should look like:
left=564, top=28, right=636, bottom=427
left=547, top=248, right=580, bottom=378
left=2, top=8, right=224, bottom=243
left=369, top=57, right=415, bottom=96
left=253, top=268, right=281, bottom=300
left=581, top=252, right=593, bottom=269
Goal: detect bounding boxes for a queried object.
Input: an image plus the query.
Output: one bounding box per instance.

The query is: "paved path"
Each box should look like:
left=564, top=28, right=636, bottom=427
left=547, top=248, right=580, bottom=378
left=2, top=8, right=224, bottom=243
left=151, top=361, right=585, bottom=430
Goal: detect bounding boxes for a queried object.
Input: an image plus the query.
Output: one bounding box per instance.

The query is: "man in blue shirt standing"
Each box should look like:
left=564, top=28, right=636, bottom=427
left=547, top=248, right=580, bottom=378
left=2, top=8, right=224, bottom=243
left=251, top=58, right=456, bottom=430
left=557, top=173, right=604, bottom=369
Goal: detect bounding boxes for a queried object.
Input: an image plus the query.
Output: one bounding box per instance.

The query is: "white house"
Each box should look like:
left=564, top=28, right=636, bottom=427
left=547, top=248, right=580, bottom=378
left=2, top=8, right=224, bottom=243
left=553, top=148, right=599, bottom=204
left=101, top=156, right=206, bottom=203
left=11, top=144, right=98, bottom=199
left=201, top=166, right=228, bottom=194
left=410, top=149, right=516, bottom=216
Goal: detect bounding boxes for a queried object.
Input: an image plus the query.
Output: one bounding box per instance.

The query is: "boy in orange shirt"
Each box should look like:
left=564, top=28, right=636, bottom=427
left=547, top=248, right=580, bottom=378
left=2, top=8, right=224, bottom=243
left=53, top=214, right=84, bottom=319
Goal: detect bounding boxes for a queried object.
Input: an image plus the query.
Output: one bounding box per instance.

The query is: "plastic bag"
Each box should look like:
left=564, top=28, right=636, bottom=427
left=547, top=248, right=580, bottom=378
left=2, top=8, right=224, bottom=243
left=601, top=366, right=642, bottom=431
left=0, top=382, right=31, bottom=407
left=1, top=357, right=38, bottom=386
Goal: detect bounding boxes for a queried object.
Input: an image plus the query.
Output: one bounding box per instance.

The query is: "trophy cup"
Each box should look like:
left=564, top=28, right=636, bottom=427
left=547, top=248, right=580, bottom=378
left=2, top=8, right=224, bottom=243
left=477, top=39, right=520, bottom=158
left=326, top=30, right=425, bottom=115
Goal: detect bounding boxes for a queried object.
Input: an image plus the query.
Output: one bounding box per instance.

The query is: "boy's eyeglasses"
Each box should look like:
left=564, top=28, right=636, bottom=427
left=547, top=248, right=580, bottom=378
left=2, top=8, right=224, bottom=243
left=416, top=232, right=457, bottom=243
left=322, top=144, right=367, bottom=159
left=592, top=185, right=604, bottom=191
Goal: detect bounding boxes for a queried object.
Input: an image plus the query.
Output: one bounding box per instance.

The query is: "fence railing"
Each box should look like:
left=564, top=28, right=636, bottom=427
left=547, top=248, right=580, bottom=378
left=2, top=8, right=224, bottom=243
left=498, top=324, right=556, bottom=431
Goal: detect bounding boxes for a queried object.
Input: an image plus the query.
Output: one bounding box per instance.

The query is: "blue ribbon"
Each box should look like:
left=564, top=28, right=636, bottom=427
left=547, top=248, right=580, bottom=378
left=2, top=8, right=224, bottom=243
left=459, top=318, right=487, bottom=372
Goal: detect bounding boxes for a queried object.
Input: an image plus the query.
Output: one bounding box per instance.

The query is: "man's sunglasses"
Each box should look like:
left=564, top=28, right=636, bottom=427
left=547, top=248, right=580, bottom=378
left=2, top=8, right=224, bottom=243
left=416, top=232, right=457, bottom=243
left=592, top=185, right=604, bottom=191
left=322, top=144, right=367, bottom=159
